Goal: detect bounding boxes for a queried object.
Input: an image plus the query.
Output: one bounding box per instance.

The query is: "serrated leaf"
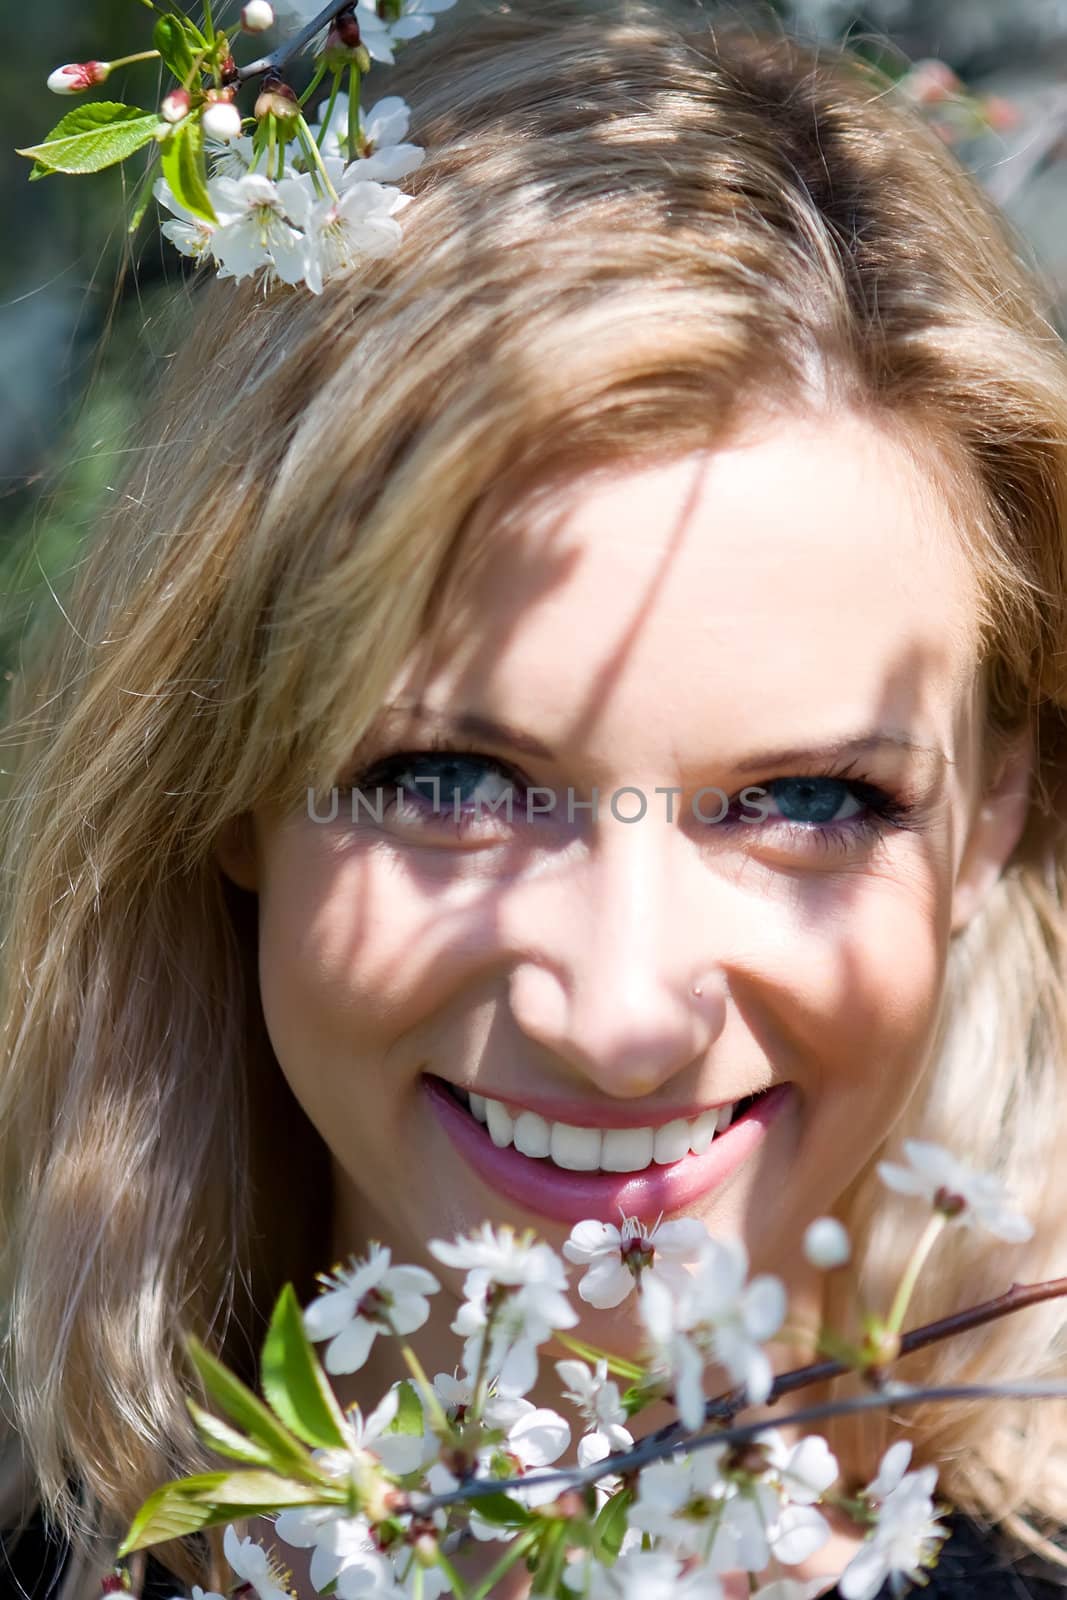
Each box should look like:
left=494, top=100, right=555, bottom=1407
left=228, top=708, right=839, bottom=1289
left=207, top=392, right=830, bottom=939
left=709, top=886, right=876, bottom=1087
left=184, top=1397, right=278, bottom=1467
left=186, top=1468, right=336, bottom=1506
left=592, top=1486, right=632, bottom=1561
left=17, top=102, right=161, bottom=175
left=154, top=14, right=199, bottom=83
left=382, top=1379, right=424, bottom=1437
left=118, top=1470, right=338, bottom=1557
left=159, top=119, right=217, bottom=223
left=260, top=1282, right=348, bottom=1451
left=183, top=1333, right=319, bottom=1480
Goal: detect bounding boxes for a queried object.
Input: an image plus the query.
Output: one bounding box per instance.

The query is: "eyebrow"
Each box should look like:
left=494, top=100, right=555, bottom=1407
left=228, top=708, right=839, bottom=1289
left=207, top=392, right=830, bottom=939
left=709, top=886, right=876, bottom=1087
left=375, top=701, right=556, bottom=759
left=376, top=706, right=950, bottom=774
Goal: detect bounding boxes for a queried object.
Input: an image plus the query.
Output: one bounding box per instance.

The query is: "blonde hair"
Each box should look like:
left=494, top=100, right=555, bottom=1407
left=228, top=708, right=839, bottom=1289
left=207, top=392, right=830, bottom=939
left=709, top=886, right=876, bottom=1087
left=5, top=0, right=1067, bottom=1590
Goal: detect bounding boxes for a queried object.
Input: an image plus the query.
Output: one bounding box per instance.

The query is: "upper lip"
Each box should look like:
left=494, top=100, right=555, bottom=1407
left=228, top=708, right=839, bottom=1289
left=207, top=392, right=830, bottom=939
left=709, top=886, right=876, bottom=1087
left=427, top=1073, right=770, bottom=1130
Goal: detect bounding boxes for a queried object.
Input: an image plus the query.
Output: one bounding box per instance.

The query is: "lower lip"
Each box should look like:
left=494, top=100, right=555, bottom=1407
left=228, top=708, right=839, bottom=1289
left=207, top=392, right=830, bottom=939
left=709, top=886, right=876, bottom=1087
left=423, top=1077, right=793, bottom=1225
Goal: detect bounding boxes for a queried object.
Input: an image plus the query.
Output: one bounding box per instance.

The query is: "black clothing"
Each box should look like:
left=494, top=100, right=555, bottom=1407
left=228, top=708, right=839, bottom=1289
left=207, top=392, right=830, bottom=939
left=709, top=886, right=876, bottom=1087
left=3, top=1502, right=1067, bottom=1598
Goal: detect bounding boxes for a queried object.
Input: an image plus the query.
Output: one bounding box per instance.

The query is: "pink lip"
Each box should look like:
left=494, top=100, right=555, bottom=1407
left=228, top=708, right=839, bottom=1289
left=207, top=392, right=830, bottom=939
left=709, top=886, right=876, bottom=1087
left=423, top=1075, right=793, bottom=1225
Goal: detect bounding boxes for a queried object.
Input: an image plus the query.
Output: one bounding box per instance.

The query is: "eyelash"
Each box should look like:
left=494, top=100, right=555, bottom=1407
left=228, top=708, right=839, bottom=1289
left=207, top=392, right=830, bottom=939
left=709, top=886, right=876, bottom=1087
left=346, top=738, right=924, bottom=857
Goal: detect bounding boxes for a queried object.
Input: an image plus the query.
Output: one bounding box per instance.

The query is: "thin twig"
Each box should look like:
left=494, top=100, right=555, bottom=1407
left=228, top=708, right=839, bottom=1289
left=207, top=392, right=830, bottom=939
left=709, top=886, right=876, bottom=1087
left=236, top=0, right=353, bottom=82
left=408, top=1274, right=1067, bottom=1512
left=411, top=1379, right=1067, bottom=1511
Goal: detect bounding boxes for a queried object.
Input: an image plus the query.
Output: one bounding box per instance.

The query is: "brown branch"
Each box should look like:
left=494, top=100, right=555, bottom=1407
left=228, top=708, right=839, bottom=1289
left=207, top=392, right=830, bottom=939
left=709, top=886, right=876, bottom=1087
left=749, top=1275, right=1067, bottom=1416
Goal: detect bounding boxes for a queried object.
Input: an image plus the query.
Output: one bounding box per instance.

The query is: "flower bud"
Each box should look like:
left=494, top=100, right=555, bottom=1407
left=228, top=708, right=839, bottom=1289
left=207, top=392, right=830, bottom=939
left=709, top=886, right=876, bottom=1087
left=803, top=1216, right=851, bottom=1271
left=202, top=99, right=243, bottom=141
left=334, top=5, right=362, bottom=45
left=241, top=0, right=275, bottom=30
left=900, top=59, right=960, bottom=106
left=412, top=1533, right=439, bottom=1567
left=47, top=60, right=110, bottom=94
left=323, top=8, right=368, bottom=70
left=254, top=73, right=300, bottom=130
left=161, top=87, right=192, bottom=123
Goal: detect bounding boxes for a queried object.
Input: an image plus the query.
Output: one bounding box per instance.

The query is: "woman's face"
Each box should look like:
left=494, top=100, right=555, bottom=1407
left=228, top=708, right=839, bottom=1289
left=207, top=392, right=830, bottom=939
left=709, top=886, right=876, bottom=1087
left=220, top=409, right=1028, bottom=1337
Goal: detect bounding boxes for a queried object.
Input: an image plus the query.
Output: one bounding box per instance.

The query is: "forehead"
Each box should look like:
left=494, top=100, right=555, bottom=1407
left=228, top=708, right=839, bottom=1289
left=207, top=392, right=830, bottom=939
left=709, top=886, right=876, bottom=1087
left=405, top=411, right=984, bottom=768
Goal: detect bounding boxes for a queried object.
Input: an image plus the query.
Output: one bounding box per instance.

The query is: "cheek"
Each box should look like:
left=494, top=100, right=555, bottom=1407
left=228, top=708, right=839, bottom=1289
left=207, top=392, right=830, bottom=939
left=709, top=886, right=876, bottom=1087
left=770, top=863, right=952, bottom=1137
left=254, top=831, right=482, bottom=1086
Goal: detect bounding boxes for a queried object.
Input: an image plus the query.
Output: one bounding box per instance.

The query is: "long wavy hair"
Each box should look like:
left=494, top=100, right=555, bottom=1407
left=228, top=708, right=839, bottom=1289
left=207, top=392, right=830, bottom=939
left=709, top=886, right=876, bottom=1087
left=5, top=0, right=1067, bottom=1591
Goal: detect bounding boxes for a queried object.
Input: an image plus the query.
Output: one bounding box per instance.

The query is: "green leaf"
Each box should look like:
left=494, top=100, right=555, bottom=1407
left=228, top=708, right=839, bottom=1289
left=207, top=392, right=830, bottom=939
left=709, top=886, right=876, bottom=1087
left=260, top=1282, right=349, bottom=1451
left=17, top=102, right=161, bottom=176
left=382, top=1379, right=425, bottom=1437
left=154, top=14, right=198, bottom=83
left=183, top=1333, right=320, bottom=1480
left=118, top=1469, right=338, bottom=1557
left=186, top=1468, right=337, bottom=1506
left=159, top=119, right=217, bottom=223
left=464, top=1491, right=532, bottom=1527
left=591, top=1486, right=632, bottom=1561
left=184, top=1397, right=278, bottom=1468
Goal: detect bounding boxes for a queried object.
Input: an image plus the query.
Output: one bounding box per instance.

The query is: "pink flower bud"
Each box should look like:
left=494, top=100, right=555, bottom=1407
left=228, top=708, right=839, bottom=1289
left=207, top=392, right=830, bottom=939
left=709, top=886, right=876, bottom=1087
left=46, top=60, right=110, bottom=94
left=241, top=0, right=275, bottom=30
left=900, top=58, right=960, bottom=107
left=202, top=99, right=243, bottom=141
left=983, top=95, right=1021, bottom=131
left=161, top=87, right=192, bottom=123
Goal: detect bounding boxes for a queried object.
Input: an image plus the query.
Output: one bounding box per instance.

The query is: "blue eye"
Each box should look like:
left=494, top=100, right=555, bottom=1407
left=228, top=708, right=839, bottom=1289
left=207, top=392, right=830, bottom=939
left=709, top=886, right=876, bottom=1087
left=394, top=754, right=510, bottom=809
left=765, top=777, right=862, bottom=826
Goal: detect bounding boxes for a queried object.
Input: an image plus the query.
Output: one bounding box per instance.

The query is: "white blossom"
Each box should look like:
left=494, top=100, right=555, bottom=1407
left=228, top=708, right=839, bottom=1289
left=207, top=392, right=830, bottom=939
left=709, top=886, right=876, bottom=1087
left=563, top=1214, right=708, bottom=1309
left=222, top=1524, right=296, bottom=1600
left=302, top=1241, right=440, bottom=1374
left=863, top=1440, right=916, bottom=1503
left=640, top=1236, right=786, bottom=1427
left=837, top=1469, right=949, bottom=1600
left=278, top=174, right=409, bottom=295
left=153, top=177, right=221, bottom=262
left=802, top=1217, right=851, bottom=1270
left=202, top=172, right=309, bottom=285
left=555, top=1357, right=634, bottom=1466
left=275, top=1507, right=398, bottom=1598
left=585, top=1548, right=726, bottom=1599
left=427, top=1392, right=571, bottom=1539
left=308, top=92, right=424, bottom=182
left=206, top=133, right=258, bottom=179
left=428, top=1224, right=577, bottom=1395
left=877, top=1139, right=1034, bottom=1242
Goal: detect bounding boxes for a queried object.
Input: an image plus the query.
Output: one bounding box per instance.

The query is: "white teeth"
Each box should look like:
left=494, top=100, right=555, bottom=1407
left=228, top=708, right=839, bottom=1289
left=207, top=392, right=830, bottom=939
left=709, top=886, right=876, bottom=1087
left=458, top=1087, right=759, bottom=1171
left=689, top=1109, right=719, bottom=1155
left=550, top=1122, right=603, bottom=1171
left=485, top=1098, right=514, bottom=1148
left=653, top=1118, right=692, bottom=1165
left=513, top=1110, right=552, bottom=1158
left=602, top=1126, right=655, bottom=1172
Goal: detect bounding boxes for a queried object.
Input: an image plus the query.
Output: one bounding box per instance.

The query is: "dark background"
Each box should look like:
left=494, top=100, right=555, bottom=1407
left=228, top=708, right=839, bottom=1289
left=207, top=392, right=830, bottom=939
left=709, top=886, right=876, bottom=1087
left=4, top=0, right=1067, bottom=681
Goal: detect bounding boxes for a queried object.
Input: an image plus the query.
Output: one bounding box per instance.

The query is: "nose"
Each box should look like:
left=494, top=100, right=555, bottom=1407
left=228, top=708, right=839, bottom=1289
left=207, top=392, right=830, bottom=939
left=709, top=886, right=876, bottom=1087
left=503, top=817, right=728, bottom=1098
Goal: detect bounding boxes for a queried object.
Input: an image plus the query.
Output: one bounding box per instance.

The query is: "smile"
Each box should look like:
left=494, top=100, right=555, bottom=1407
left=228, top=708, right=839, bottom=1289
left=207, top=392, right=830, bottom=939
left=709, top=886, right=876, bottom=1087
left=423, top=1074, right=794, bottom=1225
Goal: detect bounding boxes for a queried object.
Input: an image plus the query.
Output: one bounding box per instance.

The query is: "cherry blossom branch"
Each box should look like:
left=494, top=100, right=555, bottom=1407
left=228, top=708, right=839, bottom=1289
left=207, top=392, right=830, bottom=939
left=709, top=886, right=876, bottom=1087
left=407, top=1275, right=1067, bottom=1516
left=234, top=0, right=354, bottom=81
left=411, top=1377, right=1067, bottom=1513
left=705, top=1274, right=1067, bottom=1421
